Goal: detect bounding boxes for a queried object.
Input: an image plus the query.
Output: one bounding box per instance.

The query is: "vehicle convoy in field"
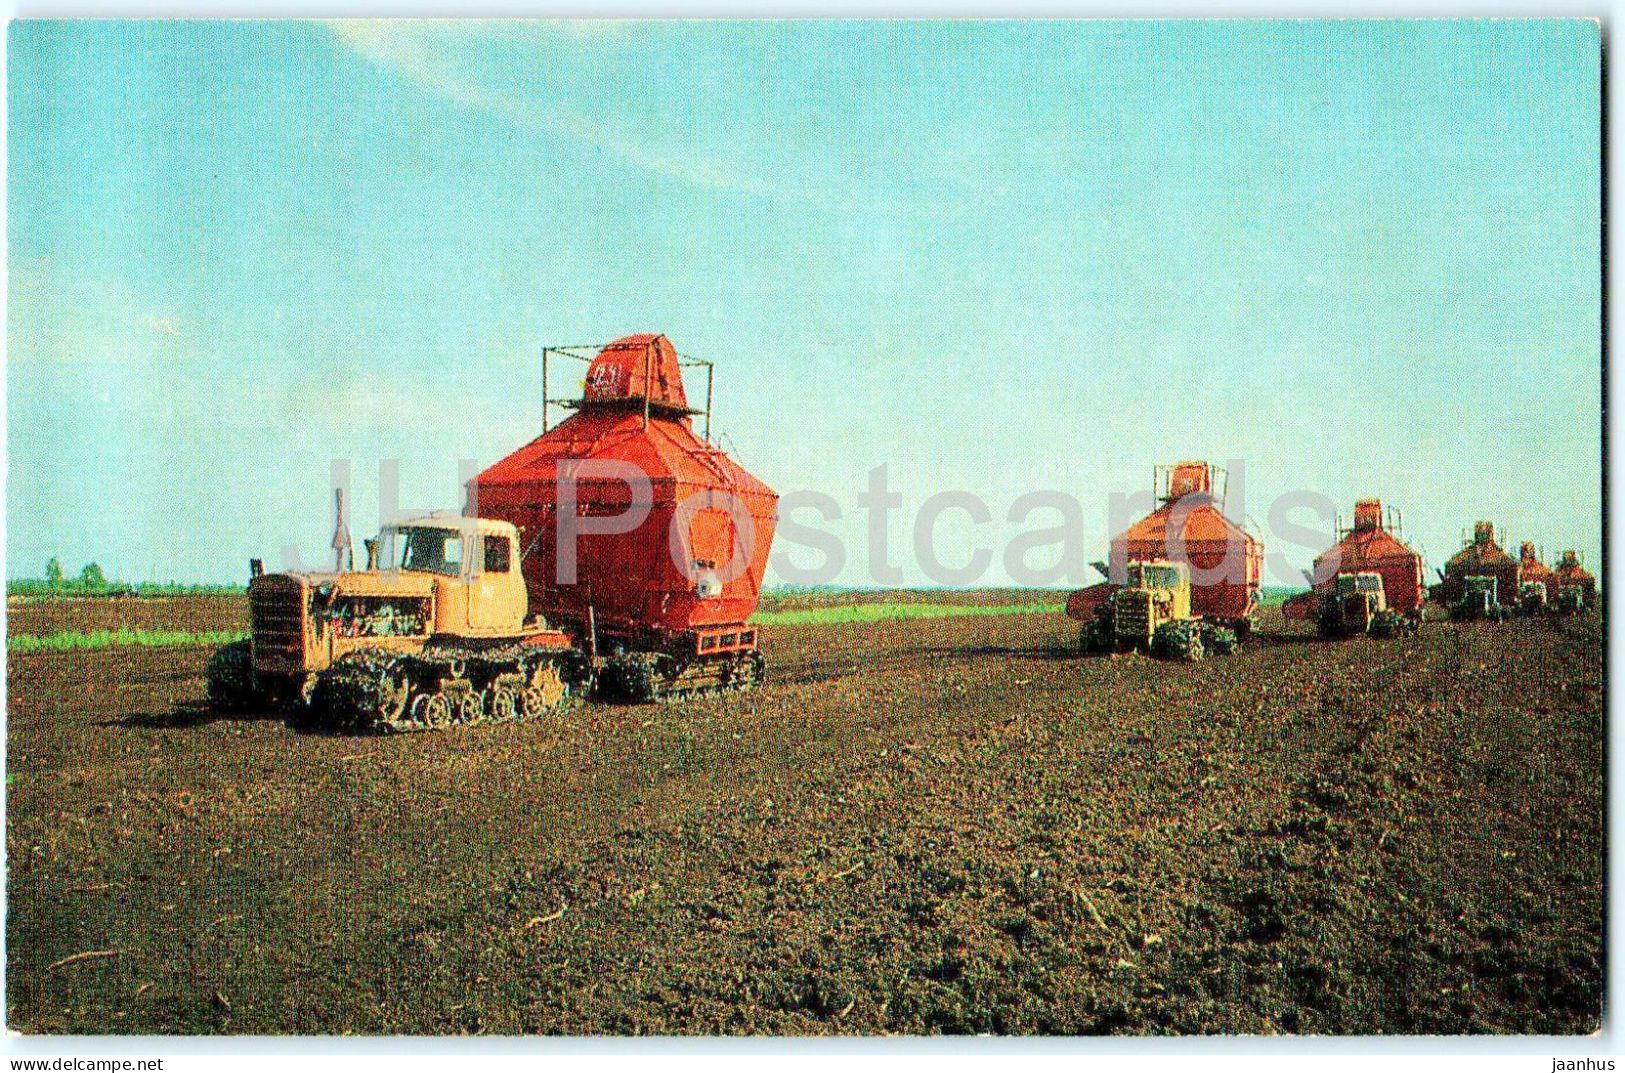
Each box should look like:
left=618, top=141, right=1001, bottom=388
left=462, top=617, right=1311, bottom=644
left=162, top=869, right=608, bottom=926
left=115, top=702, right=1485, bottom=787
left=1077, top=560, right=1236, bottom=662
left=1281, top=499, right=1423, bottom=638
left=1066, top=460, right=1263, bottom=649
left=209, top=334, right=779, bottom=730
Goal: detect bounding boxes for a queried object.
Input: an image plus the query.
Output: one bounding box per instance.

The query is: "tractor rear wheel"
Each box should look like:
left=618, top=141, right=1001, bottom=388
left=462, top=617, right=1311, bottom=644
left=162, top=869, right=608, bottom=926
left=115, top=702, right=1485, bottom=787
left=206, top=640, right=258, bottom=712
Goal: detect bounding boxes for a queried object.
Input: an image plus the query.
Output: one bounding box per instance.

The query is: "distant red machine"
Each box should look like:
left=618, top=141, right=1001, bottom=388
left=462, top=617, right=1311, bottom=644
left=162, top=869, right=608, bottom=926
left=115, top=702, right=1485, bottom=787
left=1517, top=542, right=1557, bottom=602
left=1434, top=521, right=1520, bottom=608
left=1281, top=499, right=1425, bottom=627
left=1553, top=550, right=1598, bottom=609
left=1066, top=461, right=1263, bottom=635
left=473, top=334, right=778, bottom=698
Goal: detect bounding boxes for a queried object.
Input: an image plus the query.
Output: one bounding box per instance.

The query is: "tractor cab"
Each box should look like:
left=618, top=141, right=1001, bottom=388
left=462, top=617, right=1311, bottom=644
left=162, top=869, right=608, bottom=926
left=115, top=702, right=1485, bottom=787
left=372, top=514, right=534, bottom=637
left=1125, top=561, right=1192, bottom=600
left=1336, top=572, right=1384, bottom=595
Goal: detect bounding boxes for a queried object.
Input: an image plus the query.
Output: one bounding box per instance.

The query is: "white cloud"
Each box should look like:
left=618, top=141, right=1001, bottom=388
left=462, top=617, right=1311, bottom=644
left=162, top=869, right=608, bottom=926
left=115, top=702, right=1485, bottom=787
left=139, top=314, right=179, bottom=337
left=328, top=21, right=796, bottom=200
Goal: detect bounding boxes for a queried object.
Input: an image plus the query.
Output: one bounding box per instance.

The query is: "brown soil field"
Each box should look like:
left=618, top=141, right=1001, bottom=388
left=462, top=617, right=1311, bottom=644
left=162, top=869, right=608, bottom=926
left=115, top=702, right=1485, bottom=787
left=757, top=588, right=1061, bottom=611
left=7, top=595, right=246, bottom=635
left=5, top=601, right=1604, bottom=1035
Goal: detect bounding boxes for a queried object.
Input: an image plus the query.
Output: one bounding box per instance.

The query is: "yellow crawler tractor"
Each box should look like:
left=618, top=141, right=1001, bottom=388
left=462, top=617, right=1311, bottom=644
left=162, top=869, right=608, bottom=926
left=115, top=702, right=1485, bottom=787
left=1079, top=561, right=1236, bottom=662
left=207, top=513, right=589, bottom=732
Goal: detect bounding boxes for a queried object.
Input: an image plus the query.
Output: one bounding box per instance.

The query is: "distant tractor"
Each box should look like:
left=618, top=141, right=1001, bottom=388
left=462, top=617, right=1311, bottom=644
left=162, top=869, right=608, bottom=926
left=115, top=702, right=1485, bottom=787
left=1435, top=521, right=1520, bottom=611
left=1552, top=550, right=1598, bottom=613
left=1079, top=560, right=1236, bottom=662
left=1516, top=580, right=1549, bottom=618
left=1553, top=586, right=1587, bottom=616
left=1517, top=542, right=1558, bottom=604
left=1314, top=571, right=1413, bottom=638
left=1449, top=574, right=1512, bottom=622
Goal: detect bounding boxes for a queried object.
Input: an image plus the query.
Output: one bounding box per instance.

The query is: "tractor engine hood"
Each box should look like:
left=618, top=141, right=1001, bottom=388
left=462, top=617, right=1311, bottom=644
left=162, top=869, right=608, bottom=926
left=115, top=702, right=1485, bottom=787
left=261, top=570, right=438, bottom=599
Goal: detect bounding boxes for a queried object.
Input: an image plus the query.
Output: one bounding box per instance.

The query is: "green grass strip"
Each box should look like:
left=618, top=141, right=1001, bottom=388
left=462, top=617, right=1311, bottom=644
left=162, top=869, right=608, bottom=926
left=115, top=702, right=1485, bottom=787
left=752, top=601, right=1062, bottom=627
left=8, top=629, right=247, bottom=654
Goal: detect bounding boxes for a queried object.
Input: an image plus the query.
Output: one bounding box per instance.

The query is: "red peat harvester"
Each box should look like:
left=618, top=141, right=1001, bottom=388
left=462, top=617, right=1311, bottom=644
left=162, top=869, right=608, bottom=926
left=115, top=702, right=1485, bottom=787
left=474, top=334, right=779, bottom=701
left=1282, top=499, right=1424, bottom=637
left=1436, top=521, right=1520, bottom=621
left=1066, top=461, right=1264, bottom=659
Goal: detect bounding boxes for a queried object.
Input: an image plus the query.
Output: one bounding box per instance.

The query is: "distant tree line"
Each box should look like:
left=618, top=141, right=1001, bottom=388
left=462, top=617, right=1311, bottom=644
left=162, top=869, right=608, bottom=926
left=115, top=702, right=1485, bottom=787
left=8, top=558, right=245, bottom=598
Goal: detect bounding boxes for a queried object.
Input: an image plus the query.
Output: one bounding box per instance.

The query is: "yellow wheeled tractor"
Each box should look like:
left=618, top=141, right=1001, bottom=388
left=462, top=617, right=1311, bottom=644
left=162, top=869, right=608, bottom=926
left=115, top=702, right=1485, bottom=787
left=1079, top=561, right=1236, bottom=662
left=1516, top=580, right=1550, bottom=618
left=1317, top=572, right=1413, bottom=638
left=207, top=513, right=589, bottom=732
left=1449, top=575, right=1512, bottom=622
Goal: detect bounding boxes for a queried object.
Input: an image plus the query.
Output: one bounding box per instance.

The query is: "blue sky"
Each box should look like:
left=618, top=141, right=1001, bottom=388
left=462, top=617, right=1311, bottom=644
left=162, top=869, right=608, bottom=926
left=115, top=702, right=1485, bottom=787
left=8, top=19, right=1602, bottom=586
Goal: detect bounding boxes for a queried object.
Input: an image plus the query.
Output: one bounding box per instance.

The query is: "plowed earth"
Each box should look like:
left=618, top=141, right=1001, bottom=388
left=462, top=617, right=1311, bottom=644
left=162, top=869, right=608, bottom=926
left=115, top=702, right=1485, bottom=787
left=5, top=601, right=1604, bottom=1035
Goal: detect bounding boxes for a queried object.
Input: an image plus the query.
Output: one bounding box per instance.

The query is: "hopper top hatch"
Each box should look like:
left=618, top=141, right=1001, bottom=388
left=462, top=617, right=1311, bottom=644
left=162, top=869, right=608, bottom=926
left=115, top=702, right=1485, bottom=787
left=1353, top=499, right=1383, bottom=532
left=1339, top=498, right=1409, bottom=543
left=1157, top=460, right=1222, bottom=508
left=540, top=334, right=717, bottom=439
left=581, top=334, right=690, bottom=413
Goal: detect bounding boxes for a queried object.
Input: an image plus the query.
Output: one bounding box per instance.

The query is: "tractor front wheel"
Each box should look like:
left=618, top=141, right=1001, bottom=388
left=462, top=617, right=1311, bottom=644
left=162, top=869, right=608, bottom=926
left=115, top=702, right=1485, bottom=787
left=1201, top=622, right=1238, bottom=656
left=1153, top=621, right=1205, bottom=662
